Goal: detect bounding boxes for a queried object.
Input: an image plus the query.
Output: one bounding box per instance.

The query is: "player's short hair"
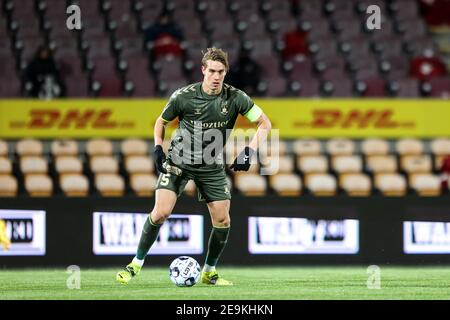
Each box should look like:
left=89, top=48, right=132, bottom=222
left=201, top=47, right=229, bottom=72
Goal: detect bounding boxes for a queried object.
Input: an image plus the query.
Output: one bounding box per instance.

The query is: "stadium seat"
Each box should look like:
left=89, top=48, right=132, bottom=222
left=409, top=173, right=441, bottom=196
left=361, top=138, right=390, bottom=156
left=95, top=173, right=125, bottom=196
left=86, top=139, right=113, bottom=157
left=0, top=158, right=12, bottom=175
left=121, top=139, right=149, bottom=156
left=339, top=173, right=372, bottom=196
left=0, top=175, right=18, bottom=197
left=375, top=173, right=407, bottom=196
left=20, top=156, right=48, bottom=175
left=366, top=155, right=398, bottom=173
left=235, top=173, right=267, bottom=196
left=326, top=139, right=355, bottom=156
left=292, top=139, right=321, bottom=156
left=130, top=174, right=157, bottom=197
left=259, top=140, right=288, bottom=159
left=260, top=155, right=294, bottom=175
left=297, top=155, right=329, bottom=174
left=435, top=155, right=448, bottom=171
left=0, top=140, right=8, bottom=156
left=60, top=174, right=89, bottom=197
left=51, top=140, right=79, bottom=158
left=55, top=156, right=83, bottom=175
left=430, top=138, right=450, bottom=157
left=400, top=155, right=433, bottom=174
left=269, top=173, right=302, bottom=196
left=395, top=138, right=424, bottom=156
left=305, top=173, right=337, bottom=196
left=16, top=139, right=43, bottom=156
left=125, top=156, right=154, bottom=174
left=90, top=156, right=119, bottom=174
left=331, top=155, right=363, bottom=174
left=25, top=174, right=53, bottom=197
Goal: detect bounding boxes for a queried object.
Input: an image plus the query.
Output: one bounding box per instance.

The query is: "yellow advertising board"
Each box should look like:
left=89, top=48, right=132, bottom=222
left=0, top=99, right=449, bottom=138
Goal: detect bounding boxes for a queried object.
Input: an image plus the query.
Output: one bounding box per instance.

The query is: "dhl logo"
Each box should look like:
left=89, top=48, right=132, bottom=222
left=294, top=109, right=416, bottom=129
left=9, top=109, right=135, bottom=129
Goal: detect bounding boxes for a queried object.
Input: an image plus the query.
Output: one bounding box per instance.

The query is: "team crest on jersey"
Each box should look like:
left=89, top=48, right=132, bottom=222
left=220, top=102, right=229, bottom=115
left=194, top=106, right=202, bottom=115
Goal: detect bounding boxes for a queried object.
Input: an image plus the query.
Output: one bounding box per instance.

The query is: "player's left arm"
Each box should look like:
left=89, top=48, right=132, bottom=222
left=247, top=107, right=272, bottom=151
left=230, top=105, right=272, bottom=171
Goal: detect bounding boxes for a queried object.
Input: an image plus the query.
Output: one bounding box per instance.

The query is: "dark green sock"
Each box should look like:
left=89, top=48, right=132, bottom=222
left=136, top=216, right=162, bottom=260
left=205, top=226, right=230, bottom=267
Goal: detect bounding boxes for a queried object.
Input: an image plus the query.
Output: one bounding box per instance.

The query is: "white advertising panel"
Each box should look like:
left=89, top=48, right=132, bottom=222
left=249, top=217, right=359, bottom=254
left=93, top=212, right=203, bottom=255
left=0, top=209, right=46, bottom=256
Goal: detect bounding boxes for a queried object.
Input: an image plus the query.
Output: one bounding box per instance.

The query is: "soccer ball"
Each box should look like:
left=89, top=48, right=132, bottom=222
left=169, top=256, right=201, bottom=287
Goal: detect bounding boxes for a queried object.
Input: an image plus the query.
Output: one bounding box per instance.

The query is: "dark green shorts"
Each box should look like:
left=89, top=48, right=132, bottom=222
left=155, top=166, right=231, bottom=203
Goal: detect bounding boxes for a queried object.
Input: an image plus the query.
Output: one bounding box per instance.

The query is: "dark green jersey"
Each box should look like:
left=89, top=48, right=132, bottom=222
left=161, top=82, right=255, bottom=170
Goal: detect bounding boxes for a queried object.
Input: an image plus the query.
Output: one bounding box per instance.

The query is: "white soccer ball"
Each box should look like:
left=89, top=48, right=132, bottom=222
left=169, top=256, right=201, bottom=287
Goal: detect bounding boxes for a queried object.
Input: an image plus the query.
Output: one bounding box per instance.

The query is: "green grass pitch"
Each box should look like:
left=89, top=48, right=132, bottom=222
left=0, top=266, right=449, bottom=300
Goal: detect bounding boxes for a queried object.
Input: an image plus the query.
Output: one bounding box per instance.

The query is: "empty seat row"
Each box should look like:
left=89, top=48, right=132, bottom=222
left=1, top=137, right=449, bottom=197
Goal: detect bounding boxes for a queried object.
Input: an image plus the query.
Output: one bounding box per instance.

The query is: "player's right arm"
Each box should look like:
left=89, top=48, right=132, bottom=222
left=153, top=90, right=181, bottom=174
left=154, top=116, right=169, bottom=147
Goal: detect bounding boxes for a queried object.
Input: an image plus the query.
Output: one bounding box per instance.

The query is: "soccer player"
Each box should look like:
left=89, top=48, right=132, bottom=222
left=116, top=47, right=272, bottom=286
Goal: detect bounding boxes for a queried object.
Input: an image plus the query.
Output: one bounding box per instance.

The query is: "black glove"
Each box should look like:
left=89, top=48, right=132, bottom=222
left=154, top=145, right=167, bottom=174
left=230, top=146, right=255, bottom=171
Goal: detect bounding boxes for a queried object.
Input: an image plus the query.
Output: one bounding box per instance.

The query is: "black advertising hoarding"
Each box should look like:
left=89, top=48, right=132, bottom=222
left=1, top=196, right=450, bottom=266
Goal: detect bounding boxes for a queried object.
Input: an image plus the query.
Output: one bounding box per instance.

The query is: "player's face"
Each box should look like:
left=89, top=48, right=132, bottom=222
left=202, top=60, right=227, bottom=93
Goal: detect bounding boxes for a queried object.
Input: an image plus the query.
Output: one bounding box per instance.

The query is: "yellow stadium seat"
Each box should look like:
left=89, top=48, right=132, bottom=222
left=0, top=175, right=18, bottom=197
left=434, top=155, right=449, bottom=170
left=331, top=155, right=363, bottom=174
left=400, top=155, right=432, bottom=174
left=90, top=156, right=119, bottom=174
left=257, top=140, right=288, bottom=158
left=409, top=173, right=441, bottom=196
left=25, top=174, right=53, bottom=197
left=86, top=138, right=113, bottom=156
left=430, top=138, right=450, bottom=157
left=260, top=155, right=294, bottom=175
left=361, top=138, right=390, bottom=156
left=235, top=173, right=266, bottom=196
left=326, top=138, right=355, bottom=156
left=297, top=155, right=328, bottom=174
left=292, top=139, right=321, bottom=156
left=130, top=174, right=157, bottom=196
left=339, top=173, right=372, bottom=196
left=51, top=140, right=79, bottom=157
left=0, top=140, right=8, bottom=157
left=55, top=156, right=83, bottom=175
left=375, top=173, right=407, bottom=196
left=305, top=173, right=337, bottom=196
left=395, top=138, right=423, bottom=156
left=125, top=156, right=154, bottom=174
left=95, top=173, right=125, bottom=196
left=0, top=157, right=12, bottom=175
left=60, top=174, right=89, bottom=197
left=269, top=173, right=302, bottom=196
left=20, top=156, right=48, bottom=174
left=16, top=139, right=43, bottom=156
left=121, top=139, right=149, bottom=156
left=366, top=155, right=398, bottom=173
